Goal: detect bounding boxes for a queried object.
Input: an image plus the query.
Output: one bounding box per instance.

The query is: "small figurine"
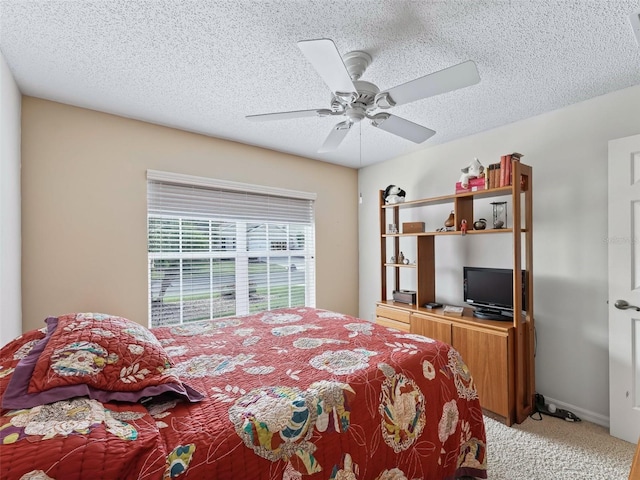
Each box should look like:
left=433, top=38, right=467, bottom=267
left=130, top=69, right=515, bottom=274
left=383, top=185, right=406, bottom=204
left=398, top=251, right=405, bottom=264
left=460, top=219, right=468, bottom=236
left=459, top=158, right=485, bottom=189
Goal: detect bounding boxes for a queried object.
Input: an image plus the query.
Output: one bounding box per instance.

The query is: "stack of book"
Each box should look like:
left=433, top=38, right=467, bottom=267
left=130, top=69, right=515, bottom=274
left=486, top=152, right=523, bottom=189
left=455, top=177, right=486, bottom=194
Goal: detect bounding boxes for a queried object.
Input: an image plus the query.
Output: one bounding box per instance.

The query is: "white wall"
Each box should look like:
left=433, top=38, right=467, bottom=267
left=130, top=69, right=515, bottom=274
left=0, top=50, right=22, bottom=347
left=358, top=84, right=640, bottom=425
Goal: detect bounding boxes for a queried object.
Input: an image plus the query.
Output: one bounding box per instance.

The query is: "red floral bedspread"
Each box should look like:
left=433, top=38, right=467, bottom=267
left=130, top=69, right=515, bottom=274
left=0, top=308, right=487, bottom=480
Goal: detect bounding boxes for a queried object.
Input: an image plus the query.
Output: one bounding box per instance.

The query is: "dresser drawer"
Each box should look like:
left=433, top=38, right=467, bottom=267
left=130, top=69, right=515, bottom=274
left=376, top=316, right=410, bottom=332
left=375, top=305, right=410, bottom=324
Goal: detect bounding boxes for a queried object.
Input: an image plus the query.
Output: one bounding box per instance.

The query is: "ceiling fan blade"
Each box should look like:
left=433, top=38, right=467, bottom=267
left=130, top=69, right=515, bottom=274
left=318, top=121, right=352, bottom=152
left=370, top=114, right=436, bottom=143
left=246, top=108, right=333, bottom=121
left=298, top=39, right=357, bottom=97
left=381, top=60, right=480, bottom=107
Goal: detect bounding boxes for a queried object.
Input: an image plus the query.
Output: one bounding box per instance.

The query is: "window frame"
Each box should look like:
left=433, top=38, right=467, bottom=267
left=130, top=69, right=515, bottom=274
left=147, top=170, right=316, bottom=327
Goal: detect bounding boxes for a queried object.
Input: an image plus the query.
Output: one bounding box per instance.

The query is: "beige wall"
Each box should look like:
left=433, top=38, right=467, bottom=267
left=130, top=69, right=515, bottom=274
left=21, top=97, right=358, bottom=331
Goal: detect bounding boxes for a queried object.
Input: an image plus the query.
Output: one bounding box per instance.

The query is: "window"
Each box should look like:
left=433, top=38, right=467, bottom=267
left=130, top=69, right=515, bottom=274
left=147, top=171, right=316, bottom=327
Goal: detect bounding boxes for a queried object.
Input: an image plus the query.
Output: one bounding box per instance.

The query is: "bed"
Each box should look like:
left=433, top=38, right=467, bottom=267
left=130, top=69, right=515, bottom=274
left=0, top=308, right=487, bottom=480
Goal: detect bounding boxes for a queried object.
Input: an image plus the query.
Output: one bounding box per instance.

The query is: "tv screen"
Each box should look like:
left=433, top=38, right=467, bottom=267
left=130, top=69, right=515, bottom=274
left=463, top=267, right=527, bottom=316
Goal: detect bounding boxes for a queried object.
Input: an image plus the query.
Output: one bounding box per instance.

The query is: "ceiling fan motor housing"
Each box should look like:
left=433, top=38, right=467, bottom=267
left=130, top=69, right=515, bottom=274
left=352, top=80, right=380, bottom=107
left=331, top=80, right=380, bottom=110
left=333, top=80, right=380, bottom=122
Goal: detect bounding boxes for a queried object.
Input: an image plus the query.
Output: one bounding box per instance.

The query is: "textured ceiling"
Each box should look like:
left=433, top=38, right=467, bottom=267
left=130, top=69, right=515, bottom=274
left=1, top=0, right=639, bottom=168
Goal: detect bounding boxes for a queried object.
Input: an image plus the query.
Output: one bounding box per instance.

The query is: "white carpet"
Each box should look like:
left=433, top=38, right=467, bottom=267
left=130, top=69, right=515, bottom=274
left=483, top=415, right=636, bottom=479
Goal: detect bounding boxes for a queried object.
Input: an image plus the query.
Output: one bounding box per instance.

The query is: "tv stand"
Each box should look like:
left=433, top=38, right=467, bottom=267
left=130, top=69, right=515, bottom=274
left=473, top=308, right=512, bottom=321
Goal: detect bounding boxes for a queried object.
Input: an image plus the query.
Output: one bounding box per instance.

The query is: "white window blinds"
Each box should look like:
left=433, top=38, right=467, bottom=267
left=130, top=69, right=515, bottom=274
left=147, top=170, right=316, bottom=327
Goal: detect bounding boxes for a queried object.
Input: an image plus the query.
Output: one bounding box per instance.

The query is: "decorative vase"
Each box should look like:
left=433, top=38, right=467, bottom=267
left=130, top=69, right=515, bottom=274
left=473, top=218, right=487, bottom=230
left=444, top=211, right=455, bottom=228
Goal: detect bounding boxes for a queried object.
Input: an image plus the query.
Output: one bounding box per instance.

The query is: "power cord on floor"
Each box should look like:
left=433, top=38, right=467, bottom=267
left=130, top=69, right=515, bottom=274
left=530, top=408, right=543, bottom=421
left=531, top=393, right=581, bottom=422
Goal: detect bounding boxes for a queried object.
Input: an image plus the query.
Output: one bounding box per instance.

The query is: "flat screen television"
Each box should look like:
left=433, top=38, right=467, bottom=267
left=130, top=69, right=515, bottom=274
left=463, top=267, right=527, bottom=320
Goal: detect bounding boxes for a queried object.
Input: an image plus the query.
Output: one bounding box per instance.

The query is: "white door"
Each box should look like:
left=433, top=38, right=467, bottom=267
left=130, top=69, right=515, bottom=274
left=609, top=133, right=640, bottom=443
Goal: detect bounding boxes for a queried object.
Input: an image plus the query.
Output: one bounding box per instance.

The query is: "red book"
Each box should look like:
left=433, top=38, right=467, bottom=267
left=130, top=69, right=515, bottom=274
left=455, top=184, right=467, bottom=193
left=499, top=155, right=507, bottom=187
left=455, top=177, right=486, bottom=193
left=468, top=177, right=486, bottom=188
left=505, top=154, right=512, bottom=186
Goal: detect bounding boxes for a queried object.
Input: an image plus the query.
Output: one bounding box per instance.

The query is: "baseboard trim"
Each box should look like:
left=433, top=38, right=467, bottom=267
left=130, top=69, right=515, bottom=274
left=543, top=395, right=609, bottom=428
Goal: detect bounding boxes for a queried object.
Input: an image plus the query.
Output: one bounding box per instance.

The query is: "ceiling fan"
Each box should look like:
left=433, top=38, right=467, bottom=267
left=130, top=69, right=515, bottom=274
left=246, top=38, right=480, bottom=152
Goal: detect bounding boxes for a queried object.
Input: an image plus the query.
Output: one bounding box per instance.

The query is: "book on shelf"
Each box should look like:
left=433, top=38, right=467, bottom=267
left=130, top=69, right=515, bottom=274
left=467, top=153, right=523, bottom=191
left=499, top=155, right=508, bottom=187
left=505, top=154, right=512, bottom=186
left=488, top=162, right=500, bottom=189
left=500, top=152, right=524, bottom=187
left=455, top=177, right=486, bottom=193
left=486, top=164, right=494, bottom=189
left=443, top=305, right=464, bottom=316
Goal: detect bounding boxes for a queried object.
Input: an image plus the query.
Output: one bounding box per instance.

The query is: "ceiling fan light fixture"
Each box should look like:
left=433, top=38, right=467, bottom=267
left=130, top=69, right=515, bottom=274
left=346, top=105, right=367, bottom=122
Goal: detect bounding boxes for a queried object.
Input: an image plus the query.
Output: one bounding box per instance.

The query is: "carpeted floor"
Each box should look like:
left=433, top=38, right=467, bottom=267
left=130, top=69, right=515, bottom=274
left=483, top=414, right=636, bottom=479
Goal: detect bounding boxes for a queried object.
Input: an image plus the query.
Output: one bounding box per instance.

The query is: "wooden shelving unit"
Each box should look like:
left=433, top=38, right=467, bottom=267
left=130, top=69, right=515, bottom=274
left=376, top=160, right=534, bottom=426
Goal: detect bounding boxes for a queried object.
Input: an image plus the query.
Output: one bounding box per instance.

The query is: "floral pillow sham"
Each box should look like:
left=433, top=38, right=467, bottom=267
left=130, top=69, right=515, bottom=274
left=2, top=313, right=203, bottom=409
